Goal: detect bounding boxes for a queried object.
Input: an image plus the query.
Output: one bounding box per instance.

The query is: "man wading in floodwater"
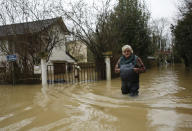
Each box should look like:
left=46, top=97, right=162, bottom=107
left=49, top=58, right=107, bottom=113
left=115, top=45, right=145, bottom=96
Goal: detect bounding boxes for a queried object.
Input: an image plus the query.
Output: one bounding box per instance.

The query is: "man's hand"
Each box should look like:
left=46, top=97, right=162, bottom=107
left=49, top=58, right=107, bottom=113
left=115, top=68, right=120, bottom=73
left=133, top=68, right=139, bottom=73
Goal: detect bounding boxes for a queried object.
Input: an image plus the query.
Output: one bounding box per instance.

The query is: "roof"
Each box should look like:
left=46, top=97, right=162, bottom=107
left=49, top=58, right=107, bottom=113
left=0, top=17, right=69, bottom=38
left=49, top=50, right=76, bottom=63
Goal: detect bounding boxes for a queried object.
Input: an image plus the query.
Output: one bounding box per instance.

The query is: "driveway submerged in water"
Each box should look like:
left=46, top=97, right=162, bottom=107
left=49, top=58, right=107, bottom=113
left=0, top=64, right=192, bottom=131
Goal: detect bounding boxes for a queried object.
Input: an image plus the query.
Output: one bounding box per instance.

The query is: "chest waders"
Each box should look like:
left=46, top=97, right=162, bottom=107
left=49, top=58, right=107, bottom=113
left=119, top=55, right=139, bottom=96
left=119, top=56, right=139, bottom=82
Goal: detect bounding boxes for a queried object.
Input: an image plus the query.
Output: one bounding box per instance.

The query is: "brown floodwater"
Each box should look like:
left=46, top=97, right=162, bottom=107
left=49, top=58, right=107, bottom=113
left=0, top=64, right=192, bottom=131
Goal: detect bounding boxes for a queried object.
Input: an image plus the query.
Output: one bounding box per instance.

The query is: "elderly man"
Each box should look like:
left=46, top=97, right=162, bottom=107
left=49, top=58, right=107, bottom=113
left=115, top=45, right=145, bottom=96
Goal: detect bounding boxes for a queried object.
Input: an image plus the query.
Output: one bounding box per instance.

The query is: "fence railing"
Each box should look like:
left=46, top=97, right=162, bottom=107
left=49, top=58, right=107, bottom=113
left=47, top=62, right=105, bottom=84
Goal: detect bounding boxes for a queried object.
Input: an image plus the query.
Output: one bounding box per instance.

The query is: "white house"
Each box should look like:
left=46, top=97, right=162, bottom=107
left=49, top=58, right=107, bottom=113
left=0, top=17, right=75, bottom=75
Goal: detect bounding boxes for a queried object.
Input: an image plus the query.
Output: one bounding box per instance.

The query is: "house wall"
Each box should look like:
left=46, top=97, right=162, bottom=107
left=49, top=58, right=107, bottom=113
left=48, top=25, right=75, bottom=65
left=0, top=40, right=8, bottom=67
left=0, top=23, right=74, bottom=68
left=67, top=41, right=88, bottom=63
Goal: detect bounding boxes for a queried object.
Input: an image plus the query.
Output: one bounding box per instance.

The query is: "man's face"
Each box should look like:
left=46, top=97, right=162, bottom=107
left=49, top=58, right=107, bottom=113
left=123, top=49, right=131, bottom=58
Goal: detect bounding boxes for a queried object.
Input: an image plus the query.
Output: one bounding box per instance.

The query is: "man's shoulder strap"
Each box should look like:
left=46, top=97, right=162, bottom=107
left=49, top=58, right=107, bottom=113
left=133, top=55, right=138, bottom=65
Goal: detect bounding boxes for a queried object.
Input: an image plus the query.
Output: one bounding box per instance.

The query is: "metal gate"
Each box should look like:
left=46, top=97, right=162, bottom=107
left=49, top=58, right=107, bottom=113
left=47, top=62, right=104, bottom=84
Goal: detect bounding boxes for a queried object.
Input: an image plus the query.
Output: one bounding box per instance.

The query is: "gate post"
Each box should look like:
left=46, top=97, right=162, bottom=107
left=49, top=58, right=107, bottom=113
left=65, top=62, right=68, bottom=83
left=103, top=51, right=112, bottom=81
left=41, top=58, right=47, bottom=85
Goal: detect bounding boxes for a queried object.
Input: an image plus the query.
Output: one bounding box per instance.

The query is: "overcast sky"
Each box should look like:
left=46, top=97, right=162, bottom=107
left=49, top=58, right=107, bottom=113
left=85, top=0, right=180, bottom=22
left=146, top=0, right=179, bottom=21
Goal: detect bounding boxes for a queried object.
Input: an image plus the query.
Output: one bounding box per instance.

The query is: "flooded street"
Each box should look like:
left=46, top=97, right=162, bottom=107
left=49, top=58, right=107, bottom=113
left=0, top=64, right=192, bottom=131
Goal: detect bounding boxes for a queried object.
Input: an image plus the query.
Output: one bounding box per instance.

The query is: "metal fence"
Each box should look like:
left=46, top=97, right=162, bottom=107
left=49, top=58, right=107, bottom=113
left=47, top=62, right=105, bottom=84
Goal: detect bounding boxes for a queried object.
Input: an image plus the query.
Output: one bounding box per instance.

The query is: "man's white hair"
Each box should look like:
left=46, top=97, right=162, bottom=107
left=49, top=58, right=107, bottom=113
left=122, top=45, right=133, bottom=54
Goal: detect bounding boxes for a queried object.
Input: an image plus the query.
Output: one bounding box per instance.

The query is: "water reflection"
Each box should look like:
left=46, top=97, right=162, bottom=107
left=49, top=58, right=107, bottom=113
left=145, top=66, right=192, bottom=131
left=0, top=64, right=192, bottom=130
left=148, top=109, right=178, bottom=131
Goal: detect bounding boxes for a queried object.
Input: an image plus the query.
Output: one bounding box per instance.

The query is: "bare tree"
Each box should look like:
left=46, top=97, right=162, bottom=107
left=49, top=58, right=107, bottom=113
left=150, top=18, right=173, bottom=65
left=51, top=0, right=116, bottom=78
left=150, top=18, right=171, bottom=51
left=0, top=0, right=68, bottom=82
